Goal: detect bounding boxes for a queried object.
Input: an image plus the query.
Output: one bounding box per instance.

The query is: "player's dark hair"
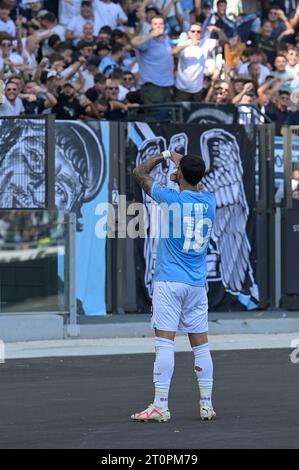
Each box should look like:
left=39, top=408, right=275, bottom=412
left=180, top=155, right=206, bottom=185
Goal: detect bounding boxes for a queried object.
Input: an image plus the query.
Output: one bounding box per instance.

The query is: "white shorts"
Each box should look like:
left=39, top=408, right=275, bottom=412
left=151, top=281, right=208, bottom=334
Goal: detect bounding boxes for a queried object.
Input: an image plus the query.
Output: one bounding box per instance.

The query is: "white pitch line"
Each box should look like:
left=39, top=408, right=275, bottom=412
left=2, top=333, right=299, bottom=360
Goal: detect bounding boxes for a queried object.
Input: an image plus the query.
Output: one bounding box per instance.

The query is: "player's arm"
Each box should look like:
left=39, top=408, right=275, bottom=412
left=133, top=154, right=164, bottom=196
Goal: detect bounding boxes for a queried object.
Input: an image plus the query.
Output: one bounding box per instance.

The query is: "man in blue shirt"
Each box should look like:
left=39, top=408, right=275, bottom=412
left=131, top=149, right=216, bottom=423
left=131, top=15, right=174, bottom=104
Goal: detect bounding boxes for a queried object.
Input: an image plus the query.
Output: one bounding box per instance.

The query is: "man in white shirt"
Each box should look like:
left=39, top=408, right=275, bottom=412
left=213, top=0, right=243, bottom=19
left=21, top=36, right=40, bottom=72
left=94, top=0, right=128, bottom=31
left=0, top=80, right=24, bottom=116
left=37, top=11, right=66, bottom=56
left=236, top=48, right=271, bottom=83
left=118, top=70, right=136, bottom=101
left=286, top=45, right=299, bottom=77
left=173, top=24, right=219, bottom=101
left=66, top=1, right=95, bottom=43
left=0, top=37, right=23, bottom=78
left=0, top=5, right=16, bottom=36
left=59, top=0, right=82, bottom=26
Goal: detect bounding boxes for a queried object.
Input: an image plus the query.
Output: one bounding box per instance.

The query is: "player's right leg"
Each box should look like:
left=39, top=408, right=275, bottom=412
left=131, top=282, right=182, bottom=423
left=181, top=286, right=216, bottom=421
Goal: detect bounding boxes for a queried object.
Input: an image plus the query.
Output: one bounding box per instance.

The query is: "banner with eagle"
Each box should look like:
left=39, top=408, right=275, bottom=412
left=127, top=122, right=258, bottom=312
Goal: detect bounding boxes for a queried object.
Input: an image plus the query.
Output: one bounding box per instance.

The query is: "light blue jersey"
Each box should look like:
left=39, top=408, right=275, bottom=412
left=151, top=181, right=216, bottom=286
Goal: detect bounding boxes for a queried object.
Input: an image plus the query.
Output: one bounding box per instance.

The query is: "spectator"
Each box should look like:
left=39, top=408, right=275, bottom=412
left=136, top=4, right=161, bottom=35
left=97, top=25, right=112, bottom=44
left=232, top=80, right=255, bottom=103
left=66, top=1, right=95, bottom=44
left=52, top=81, right=95, bottom=119
left=21, top=35, right=41, bottom=72
left=125, top=0, right=143, bottom=30
left=43, top=69, right=59, bottom=95
left=103, top=77, right=139, bottom=119
left=104, top=77, right=127, bottom=119
left=131, top=15, right=174, bottom=104
left=82, top=22, right=96, bottom=45
left=173, top=23, right=221, bottom=102
left=37, top=11, right=65, bottom=39
left=0, top=3, right=15, bottom=36
left=37, top=10, right=66, bottom=56
left=285, top=45, right=299, bottom=74
left=0, top=36, right=23, bottom=78
left=59, top=0, right=81, bottom=27
left=215, top=0, right=235, bottom=39
left=272, top=53, right=298, bottom=92
left=212, top=0, right=245, bottom=19
left=194, top=1, right=213, bottom=25
left=0, top=79, right=24, bottom=115
left=265, top=89, right=290, bottom=134
left=267, top=5, right=294, bottom=41
left=86, top=71, right=106, bottom=100
left=94, top=0, right=128, bottom=31
left=119, top=70, right=136, bottom=101
left=250, top=21, right=277, bottom=67
left=238, top=88, right=263, bottom=124
left=22, top=79, right=57, bottom=114
left=237, top=48, right=271, bottom=83
left=76, top=40, right=94, bottom=60
left=205, top=78, right=232, bottom=103
left=95, top=41, right=111, bottom=61
left=21, top=0, right=44, bottom=22
left=247, top=61, right=268, bottom=86
left=81, top=54, right=101, bottom=91
left=98, top=43, right=126, bottom=76
left=156, top=0, right=184, bottom=33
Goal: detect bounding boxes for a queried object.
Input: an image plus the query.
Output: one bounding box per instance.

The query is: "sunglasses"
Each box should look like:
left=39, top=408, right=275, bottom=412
left=108, top=86, right=119, bottom=90
left=123, top=77, right=133, bottom=81
left=6, top=88, right=17, bottom=92
left=190, top=30, right=201, bottom=33
left=1, top=42, right=12, bottom=47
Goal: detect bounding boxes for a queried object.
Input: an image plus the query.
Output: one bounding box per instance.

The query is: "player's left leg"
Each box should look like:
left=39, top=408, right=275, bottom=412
left=131, top=282, right=181, bottom=422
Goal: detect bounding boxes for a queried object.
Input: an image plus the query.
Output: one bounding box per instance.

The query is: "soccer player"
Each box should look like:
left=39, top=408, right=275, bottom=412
left=131, top=150, right=216, bottom=422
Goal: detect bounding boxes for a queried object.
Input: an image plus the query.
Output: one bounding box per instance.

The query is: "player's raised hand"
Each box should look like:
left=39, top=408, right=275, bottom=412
left=170, top=170, right=179, bottom=184
left=170, top=151, right=183, bottom=167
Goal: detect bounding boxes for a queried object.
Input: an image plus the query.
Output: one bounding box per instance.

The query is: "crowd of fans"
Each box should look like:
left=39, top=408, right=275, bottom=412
left=0, top=0, right=298, bottom=132
left=0, top=210, right=62, bottom=247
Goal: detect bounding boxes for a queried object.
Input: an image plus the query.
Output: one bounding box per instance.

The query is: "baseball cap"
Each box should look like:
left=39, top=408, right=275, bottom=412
left=36, top=10, right=50, bottom=18
left=87, top=55, right=101, bottom=67
left=46, top=70, right=58, bottom=79
left=96, top=42, right=111, bottom=51
left=245, top=90, right=256, bottom=97
left=63, top=81, right=74, bottom=88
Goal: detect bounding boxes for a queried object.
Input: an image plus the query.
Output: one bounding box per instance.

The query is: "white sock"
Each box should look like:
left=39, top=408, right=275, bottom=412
left=193, top=342, right=213, bottom=404
left=153, top=337, right=174, bottom=410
